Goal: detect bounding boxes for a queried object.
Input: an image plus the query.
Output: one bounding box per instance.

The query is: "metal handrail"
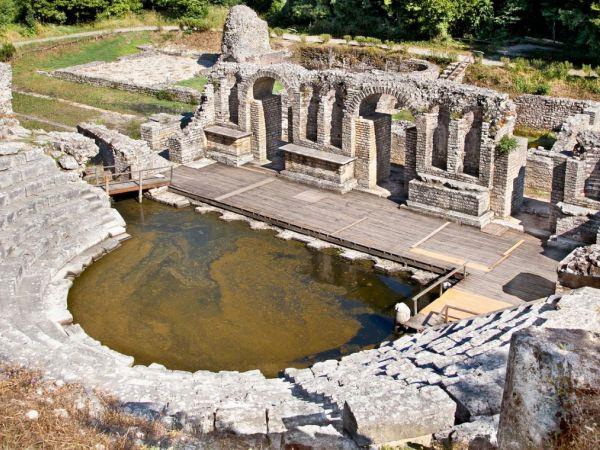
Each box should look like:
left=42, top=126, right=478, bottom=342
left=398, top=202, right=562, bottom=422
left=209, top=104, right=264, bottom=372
left=409, top=263, right=467, bottom=315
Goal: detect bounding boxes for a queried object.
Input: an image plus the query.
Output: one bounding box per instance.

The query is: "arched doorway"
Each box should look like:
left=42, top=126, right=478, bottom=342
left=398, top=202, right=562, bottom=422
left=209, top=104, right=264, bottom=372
left=250, top=76, right=292, bottom=165
left=353, top=93, right=416, bottom=198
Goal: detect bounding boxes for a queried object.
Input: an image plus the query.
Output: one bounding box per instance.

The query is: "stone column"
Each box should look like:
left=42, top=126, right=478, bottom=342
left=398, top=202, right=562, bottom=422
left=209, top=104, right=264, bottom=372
left=446, top=118, right=465, bottom=174
left=250, top=99, right=267, bottom=162
left=415, top=112, right=437, bottom=173
left=490, top=137, right=527, bottom=218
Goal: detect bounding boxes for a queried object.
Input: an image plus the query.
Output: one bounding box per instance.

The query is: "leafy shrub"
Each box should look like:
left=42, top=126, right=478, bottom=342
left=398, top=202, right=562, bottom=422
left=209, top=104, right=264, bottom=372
left=343, top=35, right=352, bottom=42
left=300, top=33, right=307, bottom=43
left=155, top=89, right=176, bottom=101
left=544, top=61, right=573, bottom=80
left=156, top=0, right=208, bottom=28
left=319, top=33, right=331, bottom=43
left=0, top=42, right=15, bottom=62
left=0, top=0, right=18, bottom=27
left=354, top=36, right=367, bottom=44
left=365, top=37, right=382, bottom=45
left=497, top=135, right=518, bottom=154
left=272, top=27, right=285, bottom=36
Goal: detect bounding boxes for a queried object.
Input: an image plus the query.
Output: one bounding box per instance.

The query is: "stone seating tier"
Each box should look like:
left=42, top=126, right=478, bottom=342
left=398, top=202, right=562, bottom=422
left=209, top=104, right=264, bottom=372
left=1, top=139, right=599, bottom=448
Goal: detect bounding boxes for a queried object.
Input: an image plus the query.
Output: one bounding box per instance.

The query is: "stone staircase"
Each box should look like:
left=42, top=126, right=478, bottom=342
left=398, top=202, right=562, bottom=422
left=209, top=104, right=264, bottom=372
left=1, top=137, right=599, bottom=447
left=440, top=60, right=470, bottom=82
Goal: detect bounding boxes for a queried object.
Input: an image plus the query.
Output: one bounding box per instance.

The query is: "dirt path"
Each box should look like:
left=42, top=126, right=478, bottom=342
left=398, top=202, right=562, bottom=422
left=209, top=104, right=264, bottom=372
left=14, top=90, right=141, bottom=120
left=13, top=25, right=180, bottom=48
left=14, top=113, right=76, bottom=131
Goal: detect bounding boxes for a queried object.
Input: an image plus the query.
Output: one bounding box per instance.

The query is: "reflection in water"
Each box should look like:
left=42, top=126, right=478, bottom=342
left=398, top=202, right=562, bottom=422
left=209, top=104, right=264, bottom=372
left=68, top=199, right=417, bottom=376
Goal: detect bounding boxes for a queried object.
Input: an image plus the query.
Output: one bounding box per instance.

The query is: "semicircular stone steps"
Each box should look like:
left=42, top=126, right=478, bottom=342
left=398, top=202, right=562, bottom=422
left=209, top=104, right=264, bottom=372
left=1, top=137, right=598, bottom=448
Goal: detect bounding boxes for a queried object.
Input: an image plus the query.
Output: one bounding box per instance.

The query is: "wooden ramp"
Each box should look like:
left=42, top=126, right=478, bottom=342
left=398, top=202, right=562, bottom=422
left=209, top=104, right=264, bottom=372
left=170, top=163, right=568, bottom=312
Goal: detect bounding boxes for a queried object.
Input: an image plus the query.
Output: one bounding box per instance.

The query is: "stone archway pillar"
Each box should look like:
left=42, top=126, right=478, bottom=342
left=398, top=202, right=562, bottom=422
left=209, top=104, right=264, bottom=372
left=415, top=112, right=437, bottom=172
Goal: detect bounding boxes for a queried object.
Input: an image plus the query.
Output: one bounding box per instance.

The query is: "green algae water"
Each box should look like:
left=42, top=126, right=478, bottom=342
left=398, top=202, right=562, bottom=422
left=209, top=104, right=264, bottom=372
left=68, top=198, right=417, bottom=377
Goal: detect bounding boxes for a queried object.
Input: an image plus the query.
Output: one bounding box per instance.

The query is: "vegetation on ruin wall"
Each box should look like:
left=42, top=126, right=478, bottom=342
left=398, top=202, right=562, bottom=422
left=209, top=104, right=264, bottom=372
left=12, top=33, right=192, bottom=117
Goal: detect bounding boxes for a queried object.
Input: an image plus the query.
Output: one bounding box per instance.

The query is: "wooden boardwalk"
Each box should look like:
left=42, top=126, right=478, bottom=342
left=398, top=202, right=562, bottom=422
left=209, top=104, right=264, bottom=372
left=171, top=163, right=567, bottom=308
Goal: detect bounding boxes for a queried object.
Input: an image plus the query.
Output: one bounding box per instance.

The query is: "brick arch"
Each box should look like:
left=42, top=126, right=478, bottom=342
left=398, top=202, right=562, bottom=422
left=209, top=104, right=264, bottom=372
left=345, top=84, right=428, bottom=119
left=342, top=84, right=431, bottom=158
left=237, top=68, right=299, bottom=134
left=237, top=68, right=300, bottom=162
left=239, top=68, right=298, bottom=102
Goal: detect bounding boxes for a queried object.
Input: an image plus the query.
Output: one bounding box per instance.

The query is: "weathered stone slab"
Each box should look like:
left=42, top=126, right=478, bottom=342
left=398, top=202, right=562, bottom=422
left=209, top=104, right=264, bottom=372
left=342, top=385, right=456, bottom=446
left=498, top=327, right=600, bottom=449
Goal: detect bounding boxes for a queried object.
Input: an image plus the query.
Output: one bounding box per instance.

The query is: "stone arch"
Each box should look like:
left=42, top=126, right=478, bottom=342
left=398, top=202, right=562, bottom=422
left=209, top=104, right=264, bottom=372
left=344, top=85, right=426, bottom=194
left=238, top=69, right=297, bottom=163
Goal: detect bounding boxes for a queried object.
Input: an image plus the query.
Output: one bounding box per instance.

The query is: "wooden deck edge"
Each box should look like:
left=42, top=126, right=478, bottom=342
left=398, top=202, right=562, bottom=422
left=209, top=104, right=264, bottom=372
left=170, top=184, right=459, bottom=276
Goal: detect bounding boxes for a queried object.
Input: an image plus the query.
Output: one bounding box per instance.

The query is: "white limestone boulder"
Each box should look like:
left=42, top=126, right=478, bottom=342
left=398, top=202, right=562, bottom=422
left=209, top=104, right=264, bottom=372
left=220, top=6, right=272, bottom=63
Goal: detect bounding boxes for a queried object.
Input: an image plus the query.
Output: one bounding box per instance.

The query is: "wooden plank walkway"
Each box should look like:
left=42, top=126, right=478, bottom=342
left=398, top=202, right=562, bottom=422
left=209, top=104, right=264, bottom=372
left=95, top=176, right=169, bottom=196
left=171, top=163, right=568, bottom=306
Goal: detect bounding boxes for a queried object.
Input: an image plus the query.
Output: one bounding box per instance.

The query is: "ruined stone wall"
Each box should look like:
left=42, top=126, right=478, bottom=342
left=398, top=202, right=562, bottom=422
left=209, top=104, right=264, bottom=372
left=50, top=68, right=201, bottom=104
left=391, top=121, right=415, bottom=166
left=515, top=94, right=600, bottom=131
left=141, top=114, right=182, bottom=152
left=491, top=139, right=528, bottom=218
left=0, top=62, right=12, bottom=116
left=262, top=95, right=283, bottom=158
left=525, top=148, right=554, bottom=195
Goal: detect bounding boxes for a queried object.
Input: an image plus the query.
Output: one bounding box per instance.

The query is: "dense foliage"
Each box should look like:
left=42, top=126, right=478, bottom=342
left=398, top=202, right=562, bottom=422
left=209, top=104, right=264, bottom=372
left=0, top=0, right=598, bottom=62
left=261, top=0, right=600, bottom=62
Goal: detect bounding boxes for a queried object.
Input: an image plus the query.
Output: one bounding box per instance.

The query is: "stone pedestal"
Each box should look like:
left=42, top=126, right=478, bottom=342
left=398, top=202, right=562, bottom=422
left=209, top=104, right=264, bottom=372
left=406, top=175, right=493, bottom=228
left=205, top=125, right=253, bottom=167
left=280, top=143, right=357, bottom=193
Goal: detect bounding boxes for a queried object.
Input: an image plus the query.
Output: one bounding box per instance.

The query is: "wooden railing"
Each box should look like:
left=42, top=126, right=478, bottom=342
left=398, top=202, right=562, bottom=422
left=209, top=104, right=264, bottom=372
left=433, top=304, right=480, bottom=323
left=91, top=164, right=174, bottom=202
left=409, top=264, right=467, bottom=315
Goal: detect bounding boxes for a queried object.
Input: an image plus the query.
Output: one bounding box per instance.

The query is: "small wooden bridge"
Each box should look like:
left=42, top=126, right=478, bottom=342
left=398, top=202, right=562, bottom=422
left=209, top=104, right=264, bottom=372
left=91, top=165, right=174, bottom=202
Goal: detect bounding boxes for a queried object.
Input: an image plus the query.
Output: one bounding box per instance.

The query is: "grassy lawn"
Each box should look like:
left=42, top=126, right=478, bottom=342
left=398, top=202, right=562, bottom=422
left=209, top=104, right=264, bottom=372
left=465, top=59, right=600, bottom=101
left=13, top=92, right=100, bottom=127
left=12, top=33, right=194, bottom=117
left=177, top=76, right=208, bottom=92
left=19, top=118, right=70, bottom=133
left=14, top=93, right=146, bottom=138
left=392, top=109, right=415, bottom=122
left=514, top=127, right=557, bottom=149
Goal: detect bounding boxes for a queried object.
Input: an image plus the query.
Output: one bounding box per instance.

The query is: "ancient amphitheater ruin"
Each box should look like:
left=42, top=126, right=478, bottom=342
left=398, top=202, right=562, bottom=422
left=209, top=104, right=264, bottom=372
left=1, top=5, right=599, bottom=449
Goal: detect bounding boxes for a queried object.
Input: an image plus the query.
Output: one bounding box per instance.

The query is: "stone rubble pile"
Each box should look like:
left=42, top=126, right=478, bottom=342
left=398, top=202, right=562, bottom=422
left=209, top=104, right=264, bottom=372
left=34, top=131, right=99, bottom=172
left=558, top=244, right=600, bottom=277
